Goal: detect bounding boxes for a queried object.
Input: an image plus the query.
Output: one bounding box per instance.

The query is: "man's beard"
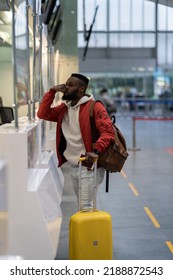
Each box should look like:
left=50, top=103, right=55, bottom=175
left=62, top=90, right=78, bottom=101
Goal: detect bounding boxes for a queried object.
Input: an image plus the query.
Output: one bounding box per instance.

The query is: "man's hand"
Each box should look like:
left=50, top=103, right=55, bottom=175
left=51, top=84, right=67, bottom=93
left=81, top=152, right=98, bottom=170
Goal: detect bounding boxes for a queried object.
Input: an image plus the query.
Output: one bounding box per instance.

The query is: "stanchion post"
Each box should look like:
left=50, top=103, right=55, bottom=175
left=132, top=115, right=136, bottom=148
left=128, top=116, right=141, bottom=151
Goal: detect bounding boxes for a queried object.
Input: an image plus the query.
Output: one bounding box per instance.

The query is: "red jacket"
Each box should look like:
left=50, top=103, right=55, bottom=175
left=37, top=89, right=115, bottom=167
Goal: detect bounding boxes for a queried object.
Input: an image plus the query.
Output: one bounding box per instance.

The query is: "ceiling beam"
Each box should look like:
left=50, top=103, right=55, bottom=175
left=148, top=0, right=173, bottom=8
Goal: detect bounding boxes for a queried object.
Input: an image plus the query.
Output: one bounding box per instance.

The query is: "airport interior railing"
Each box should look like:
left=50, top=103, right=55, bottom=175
left=113, top=98, right=173, bottom=152
left=114, top=98, right=173, bottom=117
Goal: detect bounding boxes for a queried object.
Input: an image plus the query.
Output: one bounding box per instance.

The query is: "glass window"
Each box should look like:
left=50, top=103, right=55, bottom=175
left=158, top=3, right=173, bottom=31
left=158, top=33, right=166, bottom=65
left=132, top=0, right=143, bottom=30
left=131, top=33, right=143, bottom=47
left=109, top=0, right=119, bottom=31
left=93, top=0, right=107, bottom=31
left=144, top=33, right=155, bottom=47
left=109, top=33, right=119, bottom=47
left=119, top=0, right=131, bottom=31
left=89, top=33, right=107, bottom=47
left=144, top=1, right=155, bottom=31
left=77, top=0, right=84, bottom=31
left=78, top=33, right=86, bottom=48
left=167, top=34, right=173, bottom=64
left=120, top=33, right=134, bottom=47
left=83, top=0, right=95, bottom=29
left=117, top=33, right=144, bottom=48
left=78, top=32, right=107, bottom=48
left=77, top=0, right=173, bottom=68
left=167, top=6, right=173, bottom=31
left=78, top=0, right=107, bottom=32
left=158, top=4, right=167, bottom=31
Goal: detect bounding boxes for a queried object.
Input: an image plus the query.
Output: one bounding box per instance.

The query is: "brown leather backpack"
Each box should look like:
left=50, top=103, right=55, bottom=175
left=90, top=100, right=129, bottom=173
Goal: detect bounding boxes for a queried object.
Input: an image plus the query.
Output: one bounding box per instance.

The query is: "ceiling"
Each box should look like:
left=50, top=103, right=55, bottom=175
left=149, top=0, right=173, bottom=7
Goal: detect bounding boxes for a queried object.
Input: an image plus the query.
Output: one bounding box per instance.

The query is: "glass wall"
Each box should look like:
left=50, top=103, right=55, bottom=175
left=77, top=0, right=173, bottom=105
left=78, top=0, right=173, bottom=68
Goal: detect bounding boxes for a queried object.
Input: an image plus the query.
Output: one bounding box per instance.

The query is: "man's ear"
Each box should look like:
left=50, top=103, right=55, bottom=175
left=79, top=85, right=85, bottom=93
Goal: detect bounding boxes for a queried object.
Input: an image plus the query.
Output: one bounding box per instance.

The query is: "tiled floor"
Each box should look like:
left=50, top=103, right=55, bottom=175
left=56, top=115, right=173, bottom=260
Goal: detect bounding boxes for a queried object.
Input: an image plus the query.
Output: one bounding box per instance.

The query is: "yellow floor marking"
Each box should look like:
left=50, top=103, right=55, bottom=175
left=166, top=241, right=173, bottom=254
left=128, top=182, right=139, bottom=196
left=121, top=170, right=127, bottom=178
left=144, top=207, right=160, bottom=228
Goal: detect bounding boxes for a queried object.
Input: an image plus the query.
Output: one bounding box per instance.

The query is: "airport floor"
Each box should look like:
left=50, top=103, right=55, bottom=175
left=55, top=114, right=173, bottom=260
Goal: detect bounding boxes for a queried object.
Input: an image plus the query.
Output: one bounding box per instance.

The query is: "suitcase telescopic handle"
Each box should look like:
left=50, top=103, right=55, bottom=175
left=78, top=157, right=98, bottom=211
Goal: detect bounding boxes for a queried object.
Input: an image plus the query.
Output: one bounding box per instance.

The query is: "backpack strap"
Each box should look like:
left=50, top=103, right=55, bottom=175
left=89, top=100, right=95, bottom=118
left=89, top=100, right=100, bottom=144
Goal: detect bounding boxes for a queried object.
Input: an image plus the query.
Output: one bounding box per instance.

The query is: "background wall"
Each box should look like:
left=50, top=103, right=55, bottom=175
left=0, top=47, right=13, bottom=107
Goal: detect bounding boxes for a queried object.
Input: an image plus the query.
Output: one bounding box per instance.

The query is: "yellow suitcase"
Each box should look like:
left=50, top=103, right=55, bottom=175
left=69, top=158, right=113, bottom=260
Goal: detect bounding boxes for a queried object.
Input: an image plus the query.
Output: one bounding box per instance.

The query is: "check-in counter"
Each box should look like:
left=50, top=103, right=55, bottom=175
left=0, top=120, right=64, bottom=259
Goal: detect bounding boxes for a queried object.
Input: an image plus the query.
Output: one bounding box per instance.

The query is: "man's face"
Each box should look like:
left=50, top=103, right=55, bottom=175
left=62, top=77, right=84, bottom=101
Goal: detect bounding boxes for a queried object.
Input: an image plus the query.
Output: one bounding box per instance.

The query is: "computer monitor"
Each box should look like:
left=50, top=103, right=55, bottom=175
left=0, top=107, right=14, bottom=125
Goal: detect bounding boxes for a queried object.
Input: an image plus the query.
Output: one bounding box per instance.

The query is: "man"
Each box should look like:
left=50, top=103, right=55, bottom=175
left=98, top=88, right=116, bottom=116
left=37, top=73, right=114, bottom=209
